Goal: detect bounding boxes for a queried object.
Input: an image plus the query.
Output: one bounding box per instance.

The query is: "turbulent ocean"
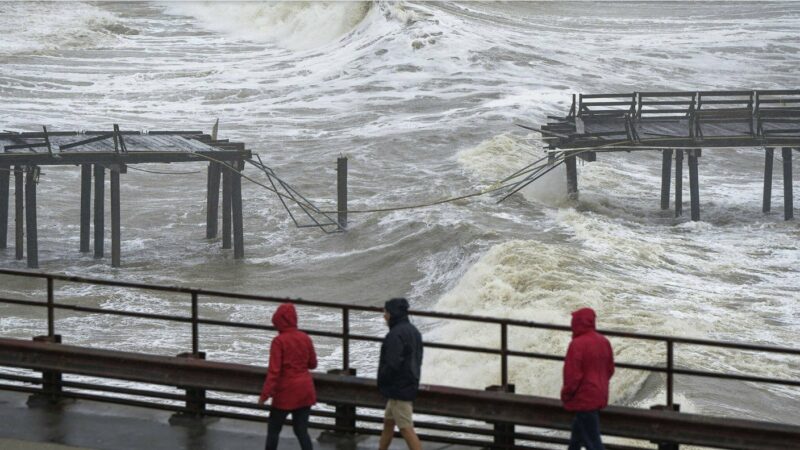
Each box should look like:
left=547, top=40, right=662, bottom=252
left=1, top=0, right=799, bottom=433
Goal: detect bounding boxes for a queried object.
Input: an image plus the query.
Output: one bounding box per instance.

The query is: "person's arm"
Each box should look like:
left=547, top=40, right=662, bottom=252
left=378, top=332, right=404, bottom=379
left=258, top=339, right=283, bottom=405
left=560, top=341, right=584, bottom=403
left=308, top=337, right=318, bottom=370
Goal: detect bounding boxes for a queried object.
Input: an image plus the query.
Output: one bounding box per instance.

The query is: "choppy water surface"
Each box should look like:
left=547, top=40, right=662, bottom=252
left=1, top=0, right=799, bottom=432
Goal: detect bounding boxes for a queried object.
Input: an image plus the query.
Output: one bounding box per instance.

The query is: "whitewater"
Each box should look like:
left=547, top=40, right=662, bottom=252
left=1, top=0, right=799, bottom=438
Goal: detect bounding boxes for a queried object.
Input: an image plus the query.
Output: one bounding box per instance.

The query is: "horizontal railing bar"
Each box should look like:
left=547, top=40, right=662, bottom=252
left=59, top=380, right=188, bottom=401
left=0, top=372, right=42, bottom=384
left=0, top=382, right=40, bottom=395
left=581, top=94, right=636, bottom=99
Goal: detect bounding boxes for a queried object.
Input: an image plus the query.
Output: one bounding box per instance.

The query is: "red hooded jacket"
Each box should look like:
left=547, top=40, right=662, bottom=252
left=259, top=303, right=318, bottom=411
left=561, top=308, right=615, bottom=412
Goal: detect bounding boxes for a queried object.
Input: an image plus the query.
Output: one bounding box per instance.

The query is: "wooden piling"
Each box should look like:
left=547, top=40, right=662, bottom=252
left=782, top=147, right=793, bottom=220
left=15, top=166, right=24, bottom=260
left=661, top=149, right=673, bottom=210
left=337, top=157, right=347, bottom=230
left=221, top=167, right=232, bottom=250
left=111, top=168, right=121, bottom=268
left=205, top=163, right=221, bottom=239
left=94, top=165, right=105, bottom=258
left=688, top=150, right=700, bottom=221
left=565, top=154, right=578, bottom=200
left=25, top=167, right=38, bottom=269
left=80, top=164, right=92, bottom=253
left=763, top=148, right=774, bottom=213
left=675, top=150, right=683, bottom=217
left=0, top=165, right=8, bottom=249
left=231, top=160, right=244, bottom=259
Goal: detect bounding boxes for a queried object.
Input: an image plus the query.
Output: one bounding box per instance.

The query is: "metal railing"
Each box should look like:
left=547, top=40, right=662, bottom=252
left=1, top=268, right=799, bottom=408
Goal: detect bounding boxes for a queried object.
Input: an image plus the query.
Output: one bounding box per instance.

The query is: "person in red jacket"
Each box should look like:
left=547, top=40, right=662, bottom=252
left=258, top=303, right=318, bottom=450
left=561, top=308, right=615, bottom=450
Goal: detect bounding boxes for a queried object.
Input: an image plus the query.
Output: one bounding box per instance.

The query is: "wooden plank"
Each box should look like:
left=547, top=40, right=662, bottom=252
left=206, top=163, right=221, bottom=239
left=0, top=165, right=8, bottom=249
left=80, top=165, right=91, bottom=253
left=25, top=168, right=38, bottom=269
left=14, top=167, right=23, bottom=260
left=94, top=165, right=105, bottom=258
left=111, top=169, right=121, bottom=268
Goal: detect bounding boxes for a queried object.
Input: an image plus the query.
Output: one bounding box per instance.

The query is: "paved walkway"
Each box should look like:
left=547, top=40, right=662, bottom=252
left=0, top=390, right=470, bottom=450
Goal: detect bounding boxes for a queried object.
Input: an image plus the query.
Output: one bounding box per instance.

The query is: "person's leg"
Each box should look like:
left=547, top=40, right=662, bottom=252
left=290, top=407, right=314, bottom=450
left=573, top=411, right=604, bottom=450
left=398, top=427, right=422, bottom=450
left=379, top=419, right=396, bottom=450
left=567, top=413, right=583, bottom=450
left=266, top=408, right=289, bottom=450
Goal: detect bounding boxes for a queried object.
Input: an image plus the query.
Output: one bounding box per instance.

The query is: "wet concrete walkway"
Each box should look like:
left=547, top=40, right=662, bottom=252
left=0, top=390, right=470, bottom=450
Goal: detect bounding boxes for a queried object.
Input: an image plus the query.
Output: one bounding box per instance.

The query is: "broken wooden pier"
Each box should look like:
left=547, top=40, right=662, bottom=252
left=0, top=128, right=251, bottom=269
left=535, top=89, right=800, bottom=221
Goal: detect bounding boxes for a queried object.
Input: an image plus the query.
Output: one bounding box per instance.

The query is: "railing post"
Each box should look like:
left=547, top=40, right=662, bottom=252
left=191, top=292, right=199, bottom=355
left=169, top=351, right=217, bottom=426
left=486, top=384, right=515, bottom=450
left=652, top=340, right=679, bottom=450
left=27, top=334, right=64, bottom=407
left=319, top=368, right=359, bottom=443
left=500, top=323, right=508, bottom=387
left=342, top=307, right=350, bottom=371
left=666, top=340, right=674, bottom=407
left=47, top=277, right=55, bottom=337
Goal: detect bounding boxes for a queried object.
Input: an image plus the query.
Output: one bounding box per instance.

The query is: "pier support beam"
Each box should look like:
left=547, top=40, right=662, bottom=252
left=565, top=154, right=578, bottom=200
left=221, top=166, right=232, bottom=250
left=782, top=147, right=793, bottom=220
left=688, top=149, right=700, bottom=222
left=15, top=166, right=24, bottom=260
left=0, top=164, right=8, bottom=249
left=763, top=148, right=774, bottom=213
left=80, top=164, right=91, bottom=253
left=660, top=149, right=673, bottom=210
left=111, top=167, right=121, bottom=268
left=94, top=165, right=105, bottom=258
left=205, top=163, right=221, bottom=239
left=25, top=167, right=38, bottom=269
left=337, top=157, right=347, bottom=230
left=231, top=160, right=244, bottom=260
left=674, top=150, right=683, bottom=217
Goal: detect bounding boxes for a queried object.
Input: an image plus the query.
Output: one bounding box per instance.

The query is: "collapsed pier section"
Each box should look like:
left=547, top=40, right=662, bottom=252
left=537, top=89, right=800, bottom=221
left=0, top=129, right=252, bottom=268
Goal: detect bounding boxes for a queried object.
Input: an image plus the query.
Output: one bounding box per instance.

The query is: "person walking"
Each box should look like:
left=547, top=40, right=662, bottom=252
left=561, top=307, right=615, bottom=450
left=258, top=303, right=318, bottom=450
left=378, top=298, right=423, bottom=450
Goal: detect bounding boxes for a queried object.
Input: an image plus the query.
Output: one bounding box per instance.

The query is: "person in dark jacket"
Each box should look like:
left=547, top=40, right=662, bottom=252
left=378, top=298, right=423, bottom=450
left=561, top=307, right=615, bottom=450
left=258, top=303, right=318, bottom=450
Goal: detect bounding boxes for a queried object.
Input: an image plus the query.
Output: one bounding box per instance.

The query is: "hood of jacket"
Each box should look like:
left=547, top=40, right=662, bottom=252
left=272, top=303, right=298, bottom=332
left=571, top=307, right=596, bottom=337
left=385, top=298, right=409, bottom=328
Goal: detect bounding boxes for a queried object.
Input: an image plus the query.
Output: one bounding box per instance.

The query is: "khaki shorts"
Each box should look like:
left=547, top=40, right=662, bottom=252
left=384, top=399, right=414, bottom=429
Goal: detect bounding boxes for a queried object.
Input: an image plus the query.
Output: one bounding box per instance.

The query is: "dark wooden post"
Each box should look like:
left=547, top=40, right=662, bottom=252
left=486, top=384, right=516, bottom=450
left=565, top=153, right=578, bottom=200
left=688, top=150, right=700, bottom=221
left=15, top=166, right=24, bottom=260
left=326, top=369, right=358, bottom=435
left=231, top=160, right=244, bottom=259
left=25, top=167, right=39, bottom=269
left=169, top=352, right=217, bottom=425
left=782, top=147, right=793, bottom=220
left=0, top=164, right=8, bottom=249
left=675, top=150, right=683, bottom=217
left=661, top=149, right=673, bottom=210
left=205, top=162, right=221, bottom=239
left=94, top=164, right=105, bottom=258
left=27, top=335, right=64, bottom=407
left=650, top=404, right=681, bottom=450
left=80, top=164, right=92, bottom=252
left=763, top=148, right=774, bottom=213
left=221, top=166, right=232, bottom=249
left=111, top=167, right=121, bottom=268
left=337, top=157, right=347, bottom=230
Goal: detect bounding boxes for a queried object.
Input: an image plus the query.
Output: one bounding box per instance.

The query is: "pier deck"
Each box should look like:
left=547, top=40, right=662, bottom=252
left=533, top=89, right=800, bottom=220
left=0, top=129, right=252, bottom=268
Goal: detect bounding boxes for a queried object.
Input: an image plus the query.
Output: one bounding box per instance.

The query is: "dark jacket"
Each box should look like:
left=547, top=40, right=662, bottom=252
left=378, top=298, right=423, bottom=401
left=561, top=308, right=615, bottom=412
left=259, top=303, right=318, bottom=410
